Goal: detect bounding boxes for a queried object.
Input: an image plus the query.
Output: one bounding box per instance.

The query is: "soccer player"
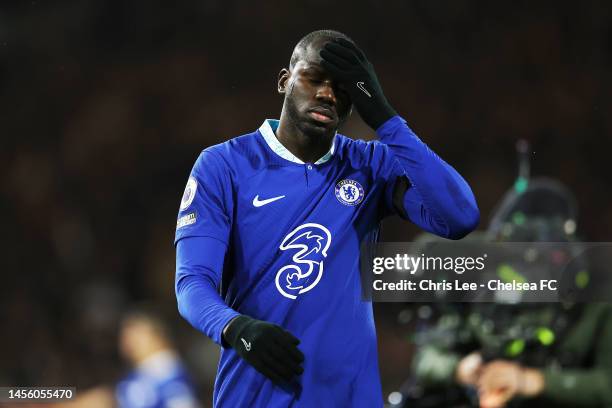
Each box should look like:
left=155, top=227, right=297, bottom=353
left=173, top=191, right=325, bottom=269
left=116, top=308, right=201, bottom=408
left=175, top=29, right=479, bottom=407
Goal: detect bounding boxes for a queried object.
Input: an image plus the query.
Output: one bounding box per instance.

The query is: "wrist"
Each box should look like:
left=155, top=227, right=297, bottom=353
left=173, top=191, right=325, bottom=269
left=364, top=100, right=397, bottom=131
left=455, top=352, right=482, bottom=386
left=518, top=367, right=545, bottom=397
left=222, top=315, right=245, bottom=347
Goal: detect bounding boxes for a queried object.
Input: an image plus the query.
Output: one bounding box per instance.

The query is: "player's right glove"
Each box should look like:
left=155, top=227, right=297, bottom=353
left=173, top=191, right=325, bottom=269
left=222, top=315, right=305, bottom=385
left=319, top=38, right=397, bottom=130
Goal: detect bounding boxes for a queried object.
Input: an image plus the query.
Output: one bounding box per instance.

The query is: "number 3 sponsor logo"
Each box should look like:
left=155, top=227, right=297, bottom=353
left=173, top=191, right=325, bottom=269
left=275, top=223, right=332, bottom=299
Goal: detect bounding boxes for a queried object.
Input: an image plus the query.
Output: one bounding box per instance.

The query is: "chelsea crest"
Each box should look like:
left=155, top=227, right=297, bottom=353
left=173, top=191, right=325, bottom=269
left=335, top=179, right=364, bottom=206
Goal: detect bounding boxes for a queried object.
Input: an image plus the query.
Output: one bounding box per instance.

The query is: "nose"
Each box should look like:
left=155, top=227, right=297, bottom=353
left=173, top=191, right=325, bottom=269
left=315, top=80, right=336, bottom=105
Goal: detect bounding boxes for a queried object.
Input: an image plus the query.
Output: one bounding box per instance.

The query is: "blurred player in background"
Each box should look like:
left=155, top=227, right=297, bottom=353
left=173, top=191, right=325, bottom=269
left=174, top=29, right=479, bottom=407
left=115, top=307, right=201, bottom=408
left=51, top=307, right=201, bottom=408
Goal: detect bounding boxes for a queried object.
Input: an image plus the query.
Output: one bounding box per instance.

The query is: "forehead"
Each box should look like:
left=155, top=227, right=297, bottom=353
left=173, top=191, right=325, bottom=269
left=292, top=38, right=328, bottom=71
left=293, top=59, right=325, bottom=75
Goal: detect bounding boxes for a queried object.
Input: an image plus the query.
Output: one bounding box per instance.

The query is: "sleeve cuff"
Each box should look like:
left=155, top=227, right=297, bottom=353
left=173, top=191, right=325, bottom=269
left=214, top=310, right=242, bottom=347
left=541, top=369, right=583, bottom=398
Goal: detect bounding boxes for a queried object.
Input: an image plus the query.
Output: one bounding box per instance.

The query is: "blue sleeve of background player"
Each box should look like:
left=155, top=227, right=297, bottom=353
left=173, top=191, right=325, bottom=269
left=174, top=150, right=240, bottom=345
left=378, top=115, right=479, bottom=239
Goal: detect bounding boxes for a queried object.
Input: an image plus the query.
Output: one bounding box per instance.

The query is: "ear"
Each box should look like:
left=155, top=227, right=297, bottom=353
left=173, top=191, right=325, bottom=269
left=277, top=68, right=290, bottom=94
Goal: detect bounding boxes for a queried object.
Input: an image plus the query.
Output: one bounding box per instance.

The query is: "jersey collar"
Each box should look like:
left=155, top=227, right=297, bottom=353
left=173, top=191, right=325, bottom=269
left=137, top=350, right=180, bottom=379
left=259, top=119, right=336, bottom=165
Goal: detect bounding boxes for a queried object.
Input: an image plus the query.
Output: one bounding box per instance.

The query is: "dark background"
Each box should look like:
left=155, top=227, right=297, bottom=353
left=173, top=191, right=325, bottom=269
left=1, top=0, right=610, bottom=404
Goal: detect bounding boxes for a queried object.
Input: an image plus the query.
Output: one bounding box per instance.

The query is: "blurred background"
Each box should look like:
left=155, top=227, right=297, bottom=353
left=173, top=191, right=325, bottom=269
left=1, top=0, right=611, bottom=406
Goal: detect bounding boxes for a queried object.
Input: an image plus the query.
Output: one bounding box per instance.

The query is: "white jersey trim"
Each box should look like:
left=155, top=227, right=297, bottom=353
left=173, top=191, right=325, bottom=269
left=259, top=119, right=336, bottom=165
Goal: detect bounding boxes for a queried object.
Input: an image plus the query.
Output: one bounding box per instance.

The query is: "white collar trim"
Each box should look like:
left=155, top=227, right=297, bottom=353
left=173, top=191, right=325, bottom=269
left=259, top=119, right=335, bottom=165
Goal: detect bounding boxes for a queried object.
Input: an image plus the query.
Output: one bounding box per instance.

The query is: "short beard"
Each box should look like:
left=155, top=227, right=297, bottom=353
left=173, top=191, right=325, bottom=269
left=284, top=96, right=331, bottom=140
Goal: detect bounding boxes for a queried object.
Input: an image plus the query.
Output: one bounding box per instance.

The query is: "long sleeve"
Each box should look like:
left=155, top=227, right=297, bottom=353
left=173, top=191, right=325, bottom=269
left=540, top=304, right=612, bottom=406
left=542, top=368, right=612, bottom=406
left=377, top=116, right=480, bottom=240
left=175, top=235, right=240, bottom=346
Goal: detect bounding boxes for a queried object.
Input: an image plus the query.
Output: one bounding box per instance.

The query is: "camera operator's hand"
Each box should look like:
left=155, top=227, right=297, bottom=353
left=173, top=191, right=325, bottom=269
left=222, top=315, right=304, bottom=385
left=320, top=38, right=396, bottom=130
left=477, top=360, right=544, bottom=408
left=456, top=351, right=483, bottom=386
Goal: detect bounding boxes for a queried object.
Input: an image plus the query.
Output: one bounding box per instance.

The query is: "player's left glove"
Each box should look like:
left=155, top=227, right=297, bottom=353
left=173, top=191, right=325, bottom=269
left=319, top=38, right=397, bottom=130
left=222, top=315, right=304, bottom=386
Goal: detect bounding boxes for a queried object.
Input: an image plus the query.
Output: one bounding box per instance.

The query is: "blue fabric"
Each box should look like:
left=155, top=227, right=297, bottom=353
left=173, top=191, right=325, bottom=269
left=376, top=116, right=479, bottom=238
left=174, top=116, right=479, bottom=407
left=176, top=237, right=239, bottom=346
left=116, top=358, right=198, bottom=408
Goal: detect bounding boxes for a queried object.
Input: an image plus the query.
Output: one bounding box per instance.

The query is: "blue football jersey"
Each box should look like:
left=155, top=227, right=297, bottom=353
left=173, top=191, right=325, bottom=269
left=175, top=115, right=479, bottom=407
left=116, top=351, right=200, bottom=408
left=175, top=118, right=405, bottom=407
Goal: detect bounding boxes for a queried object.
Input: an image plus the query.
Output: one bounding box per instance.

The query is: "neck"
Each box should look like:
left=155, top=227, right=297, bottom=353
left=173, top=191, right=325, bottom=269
left=276, top=109, right=335, bottom=163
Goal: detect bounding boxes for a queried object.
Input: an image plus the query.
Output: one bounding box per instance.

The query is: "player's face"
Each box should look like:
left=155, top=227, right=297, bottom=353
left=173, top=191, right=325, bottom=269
left=118, top=319, right=153, bottom=364
left=279, top=49, right=352, bottom=135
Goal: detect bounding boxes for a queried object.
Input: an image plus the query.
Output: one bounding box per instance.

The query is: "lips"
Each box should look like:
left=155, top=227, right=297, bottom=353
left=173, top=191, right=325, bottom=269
left=308, top=107, right=336, bottom=124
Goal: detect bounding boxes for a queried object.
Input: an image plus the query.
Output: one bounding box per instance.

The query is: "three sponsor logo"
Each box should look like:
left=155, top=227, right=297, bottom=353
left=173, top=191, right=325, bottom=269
left=275, top=223, right=332, bottom=300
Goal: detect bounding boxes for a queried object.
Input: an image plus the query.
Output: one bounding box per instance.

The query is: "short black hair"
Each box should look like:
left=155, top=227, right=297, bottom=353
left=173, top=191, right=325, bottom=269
left=122, top=303, right=172, bottom=340
left=289, top=29, right=354, bottom=69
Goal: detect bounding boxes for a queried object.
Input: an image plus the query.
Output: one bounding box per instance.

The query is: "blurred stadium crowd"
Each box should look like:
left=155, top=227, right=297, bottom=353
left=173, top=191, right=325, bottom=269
left=1, top=0, right=611, bottom=406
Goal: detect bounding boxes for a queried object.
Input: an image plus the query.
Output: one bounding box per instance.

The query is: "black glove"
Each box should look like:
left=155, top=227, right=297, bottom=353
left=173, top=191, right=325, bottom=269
left=222, top=315, right=304, bottom=385
left=320, top=38, right=397, bottom=130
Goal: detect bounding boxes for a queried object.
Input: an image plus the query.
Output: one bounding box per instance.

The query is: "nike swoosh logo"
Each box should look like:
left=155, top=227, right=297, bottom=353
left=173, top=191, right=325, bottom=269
left=356, top=81, right=372, bottom=98
left=241, top=338, right=251, bottom=351
left=253, top=194, right=285, bottom=207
